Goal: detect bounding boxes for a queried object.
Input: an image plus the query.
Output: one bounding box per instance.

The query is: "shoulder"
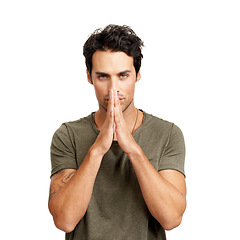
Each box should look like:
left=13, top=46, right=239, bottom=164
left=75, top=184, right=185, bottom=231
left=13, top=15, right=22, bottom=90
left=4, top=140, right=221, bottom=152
left=64, top=113, right=93, bottom=129
left=142, top=111, right=184, bottom=141
left=143, top=111, right=174, bottom=132
left=54, top=113, right=93, bottom=134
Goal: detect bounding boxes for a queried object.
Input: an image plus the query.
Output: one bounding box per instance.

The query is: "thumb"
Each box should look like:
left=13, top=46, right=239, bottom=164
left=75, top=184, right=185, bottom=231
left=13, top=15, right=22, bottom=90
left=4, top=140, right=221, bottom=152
left=113, top=122, right=117, bottom=141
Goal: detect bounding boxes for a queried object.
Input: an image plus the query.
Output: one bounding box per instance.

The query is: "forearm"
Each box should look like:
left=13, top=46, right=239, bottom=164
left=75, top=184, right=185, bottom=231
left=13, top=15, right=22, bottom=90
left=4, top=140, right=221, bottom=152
left=49, top=146, right=103, bottom=232
left=128, top=145, right=186, bottom=230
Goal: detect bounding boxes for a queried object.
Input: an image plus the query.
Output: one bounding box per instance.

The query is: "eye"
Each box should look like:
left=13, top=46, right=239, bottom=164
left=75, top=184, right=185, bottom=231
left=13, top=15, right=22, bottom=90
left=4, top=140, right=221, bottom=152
left=98, top=74, right=107, bottom=80
left=120, top=73, right=129, bottom=79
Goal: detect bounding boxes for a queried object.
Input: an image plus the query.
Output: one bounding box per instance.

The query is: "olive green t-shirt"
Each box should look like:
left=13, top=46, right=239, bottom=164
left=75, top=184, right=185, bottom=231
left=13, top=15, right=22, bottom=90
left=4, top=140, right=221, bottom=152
left=50, top=110, right=185, bottom=240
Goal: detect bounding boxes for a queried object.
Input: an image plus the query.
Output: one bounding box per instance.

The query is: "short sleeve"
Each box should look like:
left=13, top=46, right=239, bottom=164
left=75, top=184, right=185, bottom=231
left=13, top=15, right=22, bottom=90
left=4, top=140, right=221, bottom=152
left=159, top=124, right=186, bottom=177
left=50, top=123, right=78, bottom=177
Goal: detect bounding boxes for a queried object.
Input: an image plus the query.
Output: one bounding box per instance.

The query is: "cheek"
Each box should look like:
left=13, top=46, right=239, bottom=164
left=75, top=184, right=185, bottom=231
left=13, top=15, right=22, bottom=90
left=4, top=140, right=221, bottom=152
left=94, top=83, right=107, bottom=100
left=124, top=81, right=136, bottom=96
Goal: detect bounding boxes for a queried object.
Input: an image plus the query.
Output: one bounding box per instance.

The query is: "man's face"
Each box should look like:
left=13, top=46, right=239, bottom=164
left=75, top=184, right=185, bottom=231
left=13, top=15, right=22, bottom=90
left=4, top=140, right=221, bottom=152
left=87, top=50, right=141, bottom=112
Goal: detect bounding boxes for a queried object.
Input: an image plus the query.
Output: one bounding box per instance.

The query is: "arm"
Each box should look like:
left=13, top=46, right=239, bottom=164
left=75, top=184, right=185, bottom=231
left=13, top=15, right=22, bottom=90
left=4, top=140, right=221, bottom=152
left=128, top=148, right=186, bottom=230
left=48, top=91, right=115, bottom=233
left=48, top=148, right=103, bottom=233
left=113, top=90, right=186, bottom=230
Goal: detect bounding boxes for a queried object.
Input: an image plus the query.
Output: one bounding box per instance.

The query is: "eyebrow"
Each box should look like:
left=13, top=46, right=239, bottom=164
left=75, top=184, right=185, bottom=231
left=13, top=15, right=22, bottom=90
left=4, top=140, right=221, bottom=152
left=119, top=70, right=132, bottom=75
left=95, top=72, right=109, bottom=76
left=95, top=70, right=132, bottom=75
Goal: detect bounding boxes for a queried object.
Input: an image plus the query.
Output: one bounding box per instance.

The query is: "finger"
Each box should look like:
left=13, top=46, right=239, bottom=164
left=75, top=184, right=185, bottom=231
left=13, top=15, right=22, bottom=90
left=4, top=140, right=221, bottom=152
left=114, top=90, right=124, bottom=121
left=107, top=90, right=114, bottom=120
left=114, top=106, right=121, bottom=128
left=114, top=90, right=120, bottom=108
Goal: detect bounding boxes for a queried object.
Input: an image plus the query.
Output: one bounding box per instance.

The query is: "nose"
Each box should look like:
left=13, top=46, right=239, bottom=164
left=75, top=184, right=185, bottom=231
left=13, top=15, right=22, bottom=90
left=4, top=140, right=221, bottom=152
left=108, top=77, right=119, bottom=92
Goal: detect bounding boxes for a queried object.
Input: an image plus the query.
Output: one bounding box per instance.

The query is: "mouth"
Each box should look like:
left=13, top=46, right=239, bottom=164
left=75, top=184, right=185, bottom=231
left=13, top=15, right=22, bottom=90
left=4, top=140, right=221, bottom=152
left=104, top=97, right=125, bottom=102
left=116, top=93, right=125, bottom=100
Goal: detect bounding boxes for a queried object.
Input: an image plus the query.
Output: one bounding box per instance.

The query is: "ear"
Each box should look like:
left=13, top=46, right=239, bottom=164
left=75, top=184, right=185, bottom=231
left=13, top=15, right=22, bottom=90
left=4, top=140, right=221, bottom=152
left=136, top=71, right=141, bottom=82
left=86, top=69, right=93, bottom=85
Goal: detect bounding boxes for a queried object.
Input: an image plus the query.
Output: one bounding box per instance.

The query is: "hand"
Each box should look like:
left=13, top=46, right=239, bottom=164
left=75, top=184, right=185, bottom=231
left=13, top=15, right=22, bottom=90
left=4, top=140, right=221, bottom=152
left=93, top=90, right=114, bottom=156
left=113, top=90, right=139, bottom=155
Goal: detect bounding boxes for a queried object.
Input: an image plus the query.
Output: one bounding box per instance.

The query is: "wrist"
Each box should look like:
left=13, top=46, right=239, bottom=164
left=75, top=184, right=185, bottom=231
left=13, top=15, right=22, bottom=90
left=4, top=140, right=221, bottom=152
left=126, top=142, right=142, bottom=159
left=89, top=143, right=106, bottom=158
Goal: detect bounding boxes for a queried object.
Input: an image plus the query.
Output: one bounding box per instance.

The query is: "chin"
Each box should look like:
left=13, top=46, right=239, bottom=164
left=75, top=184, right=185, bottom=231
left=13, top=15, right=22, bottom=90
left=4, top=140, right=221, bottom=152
left=122, top=99, right=133, bottom=112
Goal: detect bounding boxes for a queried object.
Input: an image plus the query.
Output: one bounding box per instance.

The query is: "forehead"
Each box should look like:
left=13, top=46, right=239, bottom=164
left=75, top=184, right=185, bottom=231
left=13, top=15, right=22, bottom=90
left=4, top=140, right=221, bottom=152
left=91, top=50, right=134, bottom=73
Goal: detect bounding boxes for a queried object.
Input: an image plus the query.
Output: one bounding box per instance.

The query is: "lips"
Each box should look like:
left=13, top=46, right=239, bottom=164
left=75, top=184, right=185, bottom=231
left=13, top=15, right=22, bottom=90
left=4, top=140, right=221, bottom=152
left=104, top=97, right=125, bottom=101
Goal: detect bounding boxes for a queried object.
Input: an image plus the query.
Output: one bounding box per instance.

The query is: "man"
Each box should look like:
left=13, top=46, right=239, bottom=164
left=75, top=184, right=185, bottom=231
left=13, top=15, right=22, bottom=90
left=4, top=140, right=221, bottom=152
left=49, top=24, right=186, bottom=240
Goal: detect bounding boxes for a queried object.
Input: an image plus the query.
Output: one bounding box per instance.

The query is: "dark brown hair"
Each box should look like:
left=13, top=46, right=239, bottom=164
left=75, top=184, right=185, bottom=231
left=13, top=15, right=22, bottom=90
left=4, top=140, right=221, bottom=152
left=83, top=24, right=144, bottom=76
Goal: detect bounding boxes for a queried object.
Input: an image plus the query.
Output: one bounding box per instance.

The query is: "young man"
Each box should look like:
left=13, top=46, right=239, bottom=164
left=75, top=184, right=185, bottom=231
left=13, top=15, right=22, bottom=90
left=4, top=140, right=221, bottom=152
left=49, top=25, right=186, bottom=240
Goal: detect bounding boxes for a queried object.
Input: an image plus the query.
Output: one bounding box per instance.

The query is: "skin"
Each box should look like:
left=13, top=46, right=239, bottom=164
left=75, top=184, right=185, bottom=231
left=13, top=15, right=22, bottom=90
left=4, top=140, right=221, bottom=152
left=48, top=50, right=187, bottom=233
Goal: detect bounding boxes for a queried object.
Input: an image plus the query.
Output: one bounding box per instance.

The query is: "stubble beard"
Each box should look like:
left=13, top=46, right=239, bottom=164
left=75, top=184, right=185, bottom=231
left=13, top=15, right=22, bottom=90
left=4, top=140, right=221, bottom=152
left=99, top=98, right=133, bottom=113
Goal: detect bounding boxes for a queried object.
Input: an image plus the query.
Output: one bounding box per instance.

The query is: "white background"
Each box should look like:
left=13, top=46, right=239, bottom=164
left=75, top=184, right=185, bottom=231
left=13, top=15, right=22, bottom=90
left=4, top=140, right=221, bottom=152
left=1, top=0, right=240, bottom=239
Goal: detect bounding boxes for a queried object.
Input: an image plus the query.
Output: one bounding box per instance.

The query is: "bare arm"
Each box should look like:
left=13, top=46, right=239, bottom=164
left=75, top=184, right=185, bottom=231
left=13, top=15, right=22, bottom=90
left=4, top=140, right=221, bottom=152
left=48, top=148, right=103, bottom=233
left=113, top=90, right=186, bottom=230
left=48, top=90, right=115, bottom=233
left=128, top=148, right=186, bottom=230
